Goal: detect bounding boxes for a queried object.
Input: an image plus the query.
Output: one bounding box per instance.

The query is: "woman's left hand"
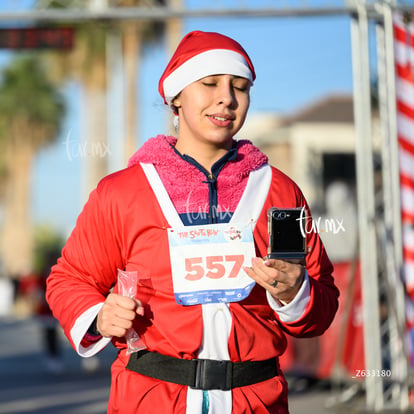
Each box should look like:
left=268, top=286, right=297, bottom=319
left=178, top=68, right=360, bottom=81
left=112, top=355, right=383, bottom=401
left=244, top=257, right=305, bottom=304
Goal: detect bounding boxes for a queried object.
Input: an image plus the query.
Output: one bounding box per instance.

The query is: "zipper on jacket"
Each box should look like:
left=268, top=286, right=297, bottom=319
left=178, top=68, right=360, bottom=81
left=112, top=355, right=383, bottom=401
left=171, top=144, right=238, bottom=224
left=204, top=173, right=218, bottom=224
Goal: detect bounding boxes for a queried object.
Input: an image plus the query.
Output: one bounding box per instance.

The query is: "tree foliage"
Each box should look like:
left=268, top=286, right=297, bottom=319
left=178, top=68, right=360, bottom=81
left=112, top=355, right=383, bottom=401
left=38, top=0, right=166, bottom=89
left=0, top=54, right=66, bottom=275
left=0, top=54, right=65, bottom=150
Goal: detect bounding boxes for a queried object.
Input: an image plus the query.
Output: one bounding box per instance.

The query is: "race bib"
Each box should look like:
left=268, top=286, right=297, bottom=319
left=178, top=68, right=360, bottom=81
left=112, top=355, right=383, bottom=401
left=168, top=223, right=256, bottom=306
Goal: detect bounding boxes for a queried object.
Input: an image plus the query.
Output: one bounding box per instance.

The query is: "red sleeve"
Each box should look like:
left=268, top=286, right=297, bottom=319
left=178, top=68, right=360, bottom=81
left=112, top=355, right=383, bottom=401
left=46, top=177, right=125, bottom=350
left=279, top=225, right=338, bottom=338
left=255, top=166, right=339, bottom=338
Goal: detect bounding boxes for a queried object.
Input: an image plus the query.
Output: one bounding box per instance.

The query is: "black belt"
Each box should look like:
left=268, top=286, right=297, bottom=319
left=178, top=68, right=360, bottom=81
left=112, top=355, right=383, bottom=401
left=126, top=350, right=278, bottom=391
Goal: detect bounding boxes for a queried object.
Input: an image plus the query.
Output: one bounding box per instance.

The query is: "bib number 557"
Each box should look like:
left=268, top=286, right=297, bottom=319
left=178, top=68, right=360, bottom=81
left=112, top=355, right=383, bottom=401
left=184, top=255, right=245, bottom=281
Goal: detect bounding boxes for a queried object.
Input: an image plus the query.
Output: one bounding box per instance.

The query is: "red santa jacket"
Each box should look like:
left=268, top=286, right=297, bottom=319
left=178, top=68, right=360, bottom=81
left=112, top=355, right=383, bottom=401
left=46, top=136, right=338, bottom=413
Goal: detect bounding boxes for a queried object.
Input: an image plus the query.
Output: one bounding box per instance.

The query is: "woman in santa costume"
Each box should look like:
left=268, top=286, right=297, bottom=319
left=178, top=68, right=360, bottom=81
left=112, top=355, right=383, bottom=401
left=46, top=30, right=339, bottom=414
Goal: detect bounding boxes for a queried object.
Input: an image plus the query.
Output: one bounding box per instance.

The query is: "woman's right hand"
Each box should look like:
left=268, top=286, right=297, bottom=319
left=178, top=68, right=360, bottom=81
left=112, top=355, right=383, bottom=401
left=96, top=293, right=144, bottom=338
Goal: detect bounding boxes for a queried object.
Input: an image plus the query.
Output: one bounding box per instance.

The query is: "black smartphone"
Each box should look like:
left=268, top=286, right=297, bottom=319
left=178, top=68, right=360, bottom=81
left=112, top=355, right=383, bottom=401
left=267, top=207, right=307, bottom=260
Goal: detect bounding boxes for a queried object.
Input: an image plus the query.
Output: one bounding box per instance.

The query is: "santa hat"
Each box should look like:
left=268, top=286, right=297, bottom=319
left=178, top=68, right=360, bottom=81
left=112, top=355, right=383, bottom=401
left=158, top=30, right=256, bottom=106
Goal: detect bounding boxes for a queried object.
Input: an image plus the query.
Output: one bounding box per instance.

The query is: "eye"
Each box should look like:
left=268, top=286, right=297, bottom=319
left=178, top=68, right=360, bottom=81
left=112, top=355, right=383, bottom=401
left=234, top=85, right=248, bottom=92
left=232, top=80, right=250, bottom=92
left=200, top=76, right=219, bottom=87
left=201, top=81, right=217, bottom=87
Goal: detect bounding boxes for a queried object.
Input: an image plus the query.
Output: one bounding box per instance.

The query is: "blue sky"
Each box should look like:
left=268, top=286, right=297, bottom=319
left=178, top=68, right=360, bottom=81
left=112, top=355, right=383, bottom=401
left=0, top=2, right=357, bottom=236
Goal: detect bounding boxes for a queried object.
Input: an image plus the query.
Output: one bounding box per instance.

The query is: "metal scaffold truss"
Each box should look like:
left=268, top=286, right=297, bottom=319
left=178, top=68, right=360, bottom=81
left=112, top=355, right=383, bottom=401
left=0, top=0, right=411, bottom=22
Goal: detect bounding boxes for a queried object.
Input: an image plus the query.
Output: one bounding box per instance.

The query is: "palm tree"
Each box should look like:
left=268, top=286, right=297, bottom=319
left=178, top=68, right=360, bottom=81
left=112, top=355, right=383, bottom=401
left=37, top=0, right=167, bottom=198
left=115, top=0, right=167, bottom=161
left=0, top=55, right=65, bottom=277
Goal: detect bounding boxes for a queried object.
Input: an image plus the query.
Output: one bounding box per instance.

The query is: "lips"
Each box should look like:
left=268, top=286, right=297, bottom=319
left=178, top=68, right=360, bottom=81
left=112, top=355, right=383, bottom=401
left=211, top=116, right=228, bottom=122
left=208, top=113, right=234, bottom=121
left=207, top=113, right=235, bottom=127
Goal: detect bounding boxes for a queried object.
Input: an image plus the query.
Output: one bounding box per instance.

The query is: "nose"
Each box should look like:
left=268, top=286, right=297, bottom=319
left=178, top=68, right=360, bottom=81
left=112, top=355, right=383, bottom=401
left=216, top=79, right=237, bottom=107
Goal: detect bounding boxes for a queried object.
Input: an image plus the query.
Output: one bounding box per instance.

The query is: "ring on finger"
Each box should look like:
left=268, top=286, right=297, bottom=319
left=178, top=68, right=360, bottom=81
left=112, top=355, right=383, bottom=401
left=271, top=280, right=278, bottom=288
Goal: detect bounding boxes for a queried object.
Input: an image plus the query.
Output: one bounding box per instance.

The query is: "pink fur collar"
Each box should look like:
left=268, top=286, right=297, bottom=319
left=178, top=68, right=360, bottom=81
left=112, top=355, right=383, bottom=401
left=128, top=135, right=267, bottom=174
left=128, top=135, right=268, bottom=214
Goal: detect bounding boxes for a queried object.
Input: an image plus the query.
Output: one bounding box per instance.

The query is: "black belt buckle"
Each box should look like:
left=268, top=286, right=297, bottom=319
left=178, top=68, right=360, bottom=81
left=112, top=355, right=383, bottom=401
left=193, top=359, right=232, bottom=391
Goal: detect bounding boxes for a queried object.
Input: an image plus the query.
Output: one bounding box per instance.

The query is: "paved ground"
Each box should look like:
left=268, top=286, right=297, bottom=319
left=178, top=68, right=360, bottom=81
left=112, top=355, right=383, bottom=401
left=0, top=316, right=358, bottom=414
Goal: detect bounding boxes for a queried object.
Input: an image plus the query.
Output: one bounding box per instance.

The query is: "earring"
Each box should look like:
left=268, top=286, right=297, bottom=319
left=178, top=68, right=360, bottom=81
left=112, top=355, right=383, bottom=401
left=173, top=115, right=179, bottom=131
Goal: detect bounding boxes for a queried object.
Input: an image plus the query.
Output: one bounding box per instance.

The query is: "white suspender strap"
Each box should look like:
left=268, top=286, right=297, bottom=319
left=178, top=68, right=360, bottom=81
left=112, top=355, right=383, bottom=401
left=140, top=162, right=183, bottom=228
left=140, top=162, right=272, bottom=227
left=231, top=164, right=272, bottom=224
